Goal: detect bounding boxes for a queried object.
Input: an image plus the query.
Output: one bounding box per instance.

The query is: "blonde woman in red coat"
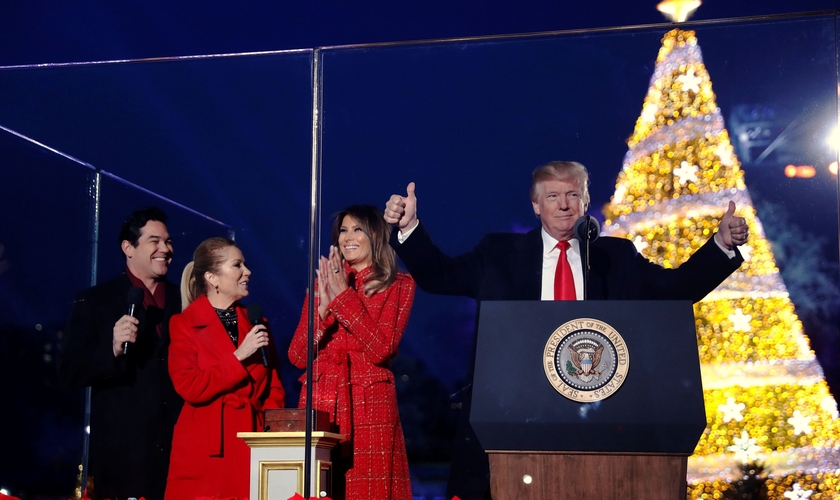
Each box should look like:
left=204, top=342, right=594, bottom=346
left=166, top=237, right=285, bottom=500
left=289, top=205, right=415, bottom=500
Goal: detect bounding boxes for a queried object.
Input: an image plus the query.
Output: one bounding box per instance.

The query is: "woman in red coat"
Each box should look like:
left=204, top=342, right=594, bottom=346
left=166, top=237, right=285, bottom=500
left=289, top=205, right=415, bottom=500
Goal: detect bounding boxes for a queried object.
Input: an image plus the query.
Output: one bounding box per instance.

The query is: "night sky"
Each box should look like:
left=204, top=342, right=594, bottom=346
left=0, top=2, right=838, bottom=497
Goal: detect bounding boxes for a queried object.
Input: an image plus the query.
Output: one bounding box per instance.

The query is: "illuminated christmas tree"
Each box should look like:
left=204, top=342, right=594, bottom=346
left=601, top=28, right=840, bottom=499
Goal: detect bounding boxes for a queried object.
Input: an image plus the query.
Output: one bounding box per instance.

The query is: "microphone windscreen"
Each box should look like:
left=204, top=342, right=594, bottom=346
left=127, top=286, right=145, bottom=306
left=574, top=216, right=601, bottom=242
left=247, top=303, right=264, bottom=326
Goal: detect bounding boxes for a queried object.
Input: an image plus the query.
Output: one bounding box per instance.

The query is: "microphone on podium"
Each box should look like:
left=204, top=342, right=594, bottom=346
left=574, top=216, right=600, bottom=300
left=247, top=303, right=271, bottom=368
left=123, top=286, right=144, bottom=356
left=574, top=215, right=600, bottom=243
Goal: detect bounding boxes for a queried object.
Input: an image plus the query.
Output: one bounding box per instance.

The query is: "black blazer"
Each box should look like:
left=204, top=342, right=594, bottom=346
left=391, top=221, right=743, bottom=303
left=391, top=220, right=744, bottom=500
left=59, top=273, right=183, bottom=500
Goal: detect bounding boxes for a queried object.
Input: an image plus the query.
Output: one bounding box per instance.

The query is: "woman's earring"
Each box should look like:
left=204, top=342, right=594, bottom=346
left=215, top=284, right=219, bottom=294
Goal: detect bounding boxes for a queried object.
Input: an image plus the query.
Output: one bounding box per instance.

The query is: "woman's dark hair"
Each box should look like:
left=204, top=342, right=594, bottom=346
left=330, top=204, right=397, bottom=296
left=180, top=237, right=237, bottom=309
left=118, top=207, right=168, bottom=247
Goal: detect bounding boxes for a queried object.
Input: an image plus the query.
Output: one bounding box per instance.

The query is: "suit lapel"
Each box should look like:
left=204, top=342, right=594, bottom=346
left=585, top=243, right=607, bottom=299
left=513, top=228, right=543, bottom=301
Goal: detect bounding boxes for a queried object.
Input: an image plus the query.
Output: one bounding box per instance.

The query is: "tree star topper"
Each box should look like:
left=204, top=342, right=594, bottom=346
left=657, top=0, right=702, bottom=23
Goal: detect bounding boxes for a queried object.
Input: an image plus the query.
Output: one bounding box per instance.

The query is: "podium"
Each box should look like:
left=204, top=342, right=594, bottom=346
left=470, top=301, right=706, bottom=500
left=239, top=410, right=343, bottom=500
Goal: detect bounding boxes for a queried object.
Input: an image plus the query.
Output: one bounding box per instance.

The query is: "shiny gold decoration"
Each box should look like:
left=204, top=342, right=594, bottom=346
left=657, top=0, right=702, bottom=22
left=602, top=28, right=840, bottom=498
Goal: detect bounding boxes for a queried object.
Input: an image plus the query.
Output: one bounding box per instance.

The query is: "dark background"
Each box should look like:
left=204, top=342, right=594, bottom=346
left=0, top=2, right=838, bottom=498
left=0, top=0, right=838, bottom=66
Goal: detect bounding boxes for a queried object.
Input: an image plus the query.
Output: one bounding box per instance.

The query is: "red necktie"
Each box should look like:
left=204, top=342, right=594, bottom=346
left=554, top=241, right=576, bottom=300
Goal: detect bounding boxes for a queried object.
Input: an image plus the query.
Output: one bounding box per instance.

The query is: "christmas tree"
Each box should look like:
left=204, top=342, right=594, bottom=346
left=601, top=27, right=840, bottom=499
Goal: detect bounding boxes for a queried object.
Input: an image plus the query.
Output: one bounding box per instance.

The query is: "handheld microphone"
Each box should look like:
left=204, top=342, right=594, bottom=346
left=246, top=303, right=271, bottom=368
left=123, top=286, right=144, bottom=356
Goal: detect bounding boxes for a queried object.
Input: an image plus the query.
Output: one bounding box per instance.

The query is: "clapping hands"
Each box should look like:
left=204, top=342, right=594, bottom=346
left=315, top=245, right=348, bottom=320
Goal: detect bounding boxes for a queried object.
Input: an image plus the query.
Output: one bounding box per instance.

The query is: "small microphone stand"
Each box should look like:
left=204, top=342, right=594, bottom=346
left=583, top=215, right=591, bottom=301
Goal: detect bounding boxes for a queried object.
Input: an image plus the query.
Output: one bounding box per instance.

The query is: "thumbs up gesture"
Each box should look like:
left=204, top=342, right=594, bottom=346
left=384, top=182, right=419, bottom=232
left=715, top=201, right=749, bottom=250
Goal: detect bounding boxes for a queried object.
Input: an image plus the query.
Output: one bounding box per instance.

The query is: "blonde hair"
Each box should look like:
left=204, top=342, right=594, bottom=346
left=530, top=161, right=590, bottom=206
left=179, top=237, right=237, bottom=310
left=331, top=205, right=397, bottom=296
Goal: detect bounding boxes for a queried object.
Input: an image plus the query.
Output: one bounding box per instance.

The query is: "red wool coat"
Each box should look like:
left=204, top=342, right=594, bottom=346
left=166, top=294, right=285, bottom=500
left=288, top=266, right=415, bottom=500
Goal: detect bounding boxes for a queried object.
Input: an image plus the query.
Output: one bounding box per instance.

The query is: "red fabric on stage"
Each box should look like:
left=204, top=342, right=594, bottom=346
left=289, top=266, right=415, bottom=500
left=554, top=241, right=576, bottom=300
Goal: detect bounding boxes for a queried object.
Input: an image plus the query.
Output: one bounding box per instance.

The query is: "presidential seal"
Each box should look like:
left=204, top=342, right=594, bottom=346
left=543, top=318, right=629, bottom=403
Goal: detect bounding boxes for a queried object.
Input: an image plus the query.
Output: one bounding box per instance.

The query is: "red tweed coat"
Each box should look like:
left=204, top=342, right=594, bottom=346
left=166, top=294, right=285, bottom=500
left=288, top=266, right=415, bottom=500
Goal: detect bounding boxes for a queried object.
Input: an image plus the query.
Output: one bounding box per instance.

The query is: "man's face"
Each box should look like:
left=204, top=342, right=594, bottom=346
left=531, top=178, right=587, bottom=241
left=123, top=220, right=173, bottom=281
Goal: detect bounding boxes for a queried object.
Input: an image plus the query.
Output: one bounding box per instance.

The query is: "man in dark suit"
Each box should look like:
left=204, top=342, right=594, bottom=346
left=384, top=161, right=748, bottom=499
left=60, top=207, right=183, bottom=500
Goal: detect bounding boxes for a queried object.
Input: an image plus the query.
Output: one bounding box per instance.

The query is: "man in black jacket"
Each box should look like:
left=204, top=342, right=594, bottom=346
left=60, top=207, right=183, bottom=500
left=384, top=161, right=748, bottom=499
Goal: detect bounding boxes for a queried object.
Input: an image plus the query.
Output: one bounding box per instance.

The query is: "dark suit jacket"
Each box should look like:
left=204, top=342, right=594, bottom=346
left=390, top=220, right=743, bottom=500
left=59, top=273, right=183, bottom=500
left=391, top=221, right=742, bottom=302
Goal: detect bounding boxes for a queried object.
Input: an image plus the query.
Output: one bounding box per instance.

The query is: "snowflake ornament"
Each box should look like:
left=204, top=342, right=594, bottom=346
left=677, top=68, right=702, bottom=93
left=787, top=410, right=813, bottom=435
left=738, top=244, right=753, bottom=262
left=716, top=142, right=735, bottom=167
left=783, top=483, right=814, bottom=499
left=820, top=396, right=839, bottom=419
left=673, top=161, right=698, bottom=185
left=632, top=235, right=649, bottom=253
left=718, top=397, right=745, bottom=423
left=727, top=430, right=762, bottom=464
left=728, top=308, right=752, bottom=332
left=641, top=102, right=658, bottom=124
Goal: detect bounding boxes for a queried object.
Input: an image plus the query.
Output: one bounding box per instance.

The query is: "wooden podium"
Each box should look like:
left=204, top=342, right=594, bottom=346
left=471, top=301, right=706, bottom=500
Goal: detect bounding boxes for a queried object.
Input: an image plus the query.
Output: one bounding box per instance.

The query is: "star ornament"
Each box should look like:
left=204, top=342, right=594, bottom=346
left=727, top=430, right=762, bottom=464
left=783, top=483, right=814, bottom=500
left=677, top=68, right=702, bottom=93
left=718, top=397, right=745, bottom=423
left=729, top=308, right=752, bottom=332
left=673, top=161, right=699, bottom=185
left=787, top=410, right=813, bottom=435
left=657, top=0, right=702, bottom=22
